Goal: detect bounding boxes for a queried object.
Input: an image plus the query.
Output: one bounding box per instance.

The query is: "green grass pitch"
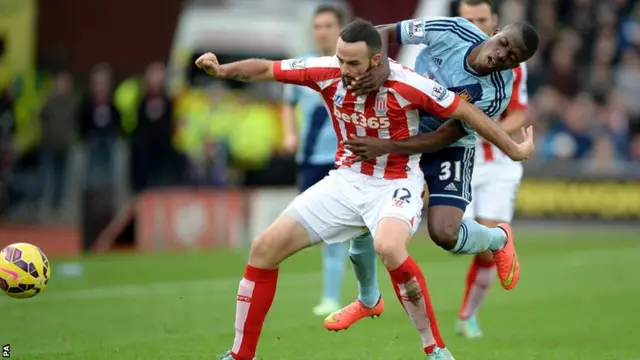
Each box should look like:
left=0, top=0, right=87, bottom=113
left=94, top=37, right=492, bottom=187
left=1, top=228, right=639, bottom=359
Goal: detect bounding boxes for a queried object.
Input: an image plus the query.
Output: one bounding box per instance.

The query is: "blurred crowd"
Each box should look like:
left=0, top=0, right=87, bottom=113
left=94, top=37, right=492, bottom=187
left=490, top=0, right=640, bottom=166
left=1, top=0, right=640, bottom=221
left=0, top=62, right=283, bottom=221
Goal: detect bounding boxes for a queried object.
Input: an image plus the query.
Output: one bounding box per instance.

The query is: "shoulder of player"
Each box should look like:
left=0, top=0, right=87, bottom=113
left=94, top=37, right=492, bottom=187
left=387, top=62, right=423, bottom=84
left=385, top=65, right=440, bottom=97
left=281, top=56, right=339, bottom=70
left=454, top=17, right=489, bottom=39
left=306, top=56, right=340, bottom=68
left=429, top=17, right=489, bottom=43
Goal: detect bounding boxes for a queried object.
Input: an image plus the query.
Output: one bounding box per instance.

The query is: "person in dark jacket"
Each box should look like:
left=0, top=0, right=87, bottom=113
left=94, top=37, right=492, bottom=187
left=77, top=64, right=122, bottom=189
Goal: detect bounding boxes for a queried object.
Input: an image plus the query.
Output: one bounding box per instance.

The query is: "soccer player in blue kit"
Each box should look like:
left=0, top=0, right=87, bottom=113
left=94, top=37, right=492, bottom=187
left=324, top=14, right=539, bottom=344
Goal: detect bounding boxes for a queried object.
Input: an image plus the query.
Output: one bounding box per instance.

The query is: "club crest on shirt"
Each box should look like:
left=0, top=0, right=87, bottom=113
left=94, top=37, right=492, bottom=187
left=448, top=84, right=483, bottom=105
left=374, top=95, right=388, bottom=116
left=458, top=90, right=473, bottom=103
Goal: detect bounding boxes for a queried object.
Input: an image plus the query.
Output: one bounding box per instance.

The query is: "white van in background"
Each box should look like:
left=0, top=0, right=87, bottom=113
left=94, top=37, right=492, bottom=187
left=166, top=0, right=347, bottom=97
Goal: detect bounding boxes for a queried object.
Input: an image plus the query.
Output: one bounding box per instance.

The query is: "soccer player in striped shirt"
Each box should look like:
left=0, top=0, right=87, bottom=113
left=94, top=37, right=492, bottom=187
left=197, top=19, right=533, bottom=360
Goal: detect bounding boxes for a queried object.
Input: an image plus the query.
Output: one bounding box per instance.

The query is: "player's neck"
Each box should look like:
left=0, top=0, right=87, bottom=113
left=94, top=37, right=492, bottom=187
left=467, top=45, right=486, bottom=75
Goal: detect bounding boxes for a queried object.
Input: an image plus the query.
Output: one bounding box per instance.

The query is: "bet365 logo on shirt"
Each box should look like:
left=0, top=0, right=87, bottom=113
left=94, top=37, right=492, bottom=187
left=333, top=107, right=390, bottom=129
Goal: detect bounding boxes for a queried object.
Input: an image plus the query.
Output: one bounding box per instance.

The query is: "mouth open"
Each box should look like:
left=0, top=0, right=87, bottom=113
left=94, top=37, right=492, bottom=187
left=342, top=76, right=355, bottom=86
left=488, top=56, right=496, bottom=68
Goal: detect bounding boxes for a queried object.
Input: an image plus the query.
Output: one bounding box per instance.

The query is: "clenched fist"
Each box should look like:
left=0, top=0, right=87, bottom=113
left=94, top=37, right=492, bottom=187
left=195, top=52, right=221, bottom=77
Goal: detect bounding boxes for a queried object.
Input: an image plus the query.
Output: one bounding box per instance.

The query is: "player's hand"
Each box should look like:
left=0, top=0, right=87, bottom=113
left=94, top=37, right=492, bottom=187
left=283, top=132, right=298, bottom=155
left=349, top=65, right=390, bottom=95
left=343, top=134, right=393, bottom=162
left=195, top=52, right=222, bottom=77
left=511, top=126, right=535, bottom=161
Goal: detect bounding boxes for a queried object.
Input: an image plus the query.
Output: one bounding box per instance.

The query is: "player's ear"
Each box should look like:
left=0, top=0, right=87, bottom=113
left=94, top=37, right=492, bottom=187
left=371, top=53, right=381, bottom=67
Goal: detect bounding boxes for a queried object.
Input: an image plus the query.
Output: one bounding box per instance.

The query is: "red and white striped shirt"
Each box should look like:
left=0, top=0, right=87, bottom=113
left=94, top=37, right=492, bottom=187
left=273, top=56, right=460, bottom=179
left=477, top=62, right=529, bottom=164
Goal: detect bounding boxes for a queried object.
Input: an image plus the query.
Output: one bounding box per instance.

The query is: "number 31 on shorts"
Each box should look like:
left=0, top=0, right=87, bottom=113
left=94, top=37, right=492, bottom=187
left=439, top=161, right=462, bottom=182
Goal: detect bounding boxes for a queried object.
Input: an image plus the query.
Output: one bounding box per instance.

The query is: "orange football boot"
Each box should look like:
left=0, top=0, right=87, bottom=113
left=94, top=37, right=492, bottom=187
left=324, top=297, right=385, bottom=331
left=493, top=223, right=520, bottom=290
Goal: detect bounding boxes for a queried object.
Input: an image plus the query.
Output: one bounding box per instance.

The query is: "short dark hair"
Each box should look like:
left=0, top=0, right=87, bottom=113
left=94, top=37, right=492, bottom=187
left=314, top=4, right=348, bottom=26
left=516, top=22, right=539, bottom=59
left=339, top=19, right=382, bottom=55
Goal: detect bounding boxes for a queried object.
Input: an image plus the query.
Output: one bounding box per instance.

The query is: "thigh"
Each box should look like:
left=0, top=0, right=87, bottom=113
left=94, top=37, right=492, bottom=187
left=297, top=163, right=335, bottom=192
left=422, top=147, right=474, bottom=211
left=249, top=214, right=315, bottom=268
left=474, top=179, right=521, bottom=223
left=363, top=176, right=426, bottom=238
left=286, top=170, right=367, bottom=245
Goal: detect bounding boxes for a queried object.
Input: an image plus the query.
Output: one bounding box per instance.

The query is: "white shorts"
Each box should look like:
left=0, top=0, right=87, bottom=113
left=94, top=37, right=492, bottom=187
left=463, top=163, right=523, bottom=223
left=285, top=168, right=426, bottom=244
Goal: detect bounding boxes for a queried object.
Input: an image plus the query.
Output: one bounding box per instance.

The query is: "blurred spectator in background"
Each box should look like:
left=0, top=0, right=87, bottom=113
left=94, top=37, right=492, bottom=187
left=614, top=48, right=640, bottom=132
left=483, top=0, right=640, bottom=165
left=39, top=71, right=77, bottom=215
left=177, top=83, right=231, bottom=187
left=78, top=64, right=121, bottom=189
left=631, top=133, right=640, bottom=162
left=0, top=86, right=15, bottom=215
left=130, top=62, right=175, bottom=193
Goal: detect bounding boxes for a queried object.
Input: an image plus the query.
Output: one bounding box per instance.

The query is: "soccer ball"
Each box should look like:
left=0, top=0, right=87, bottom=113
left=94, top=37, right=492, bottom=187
left=0, top=243, right=50, bottom=299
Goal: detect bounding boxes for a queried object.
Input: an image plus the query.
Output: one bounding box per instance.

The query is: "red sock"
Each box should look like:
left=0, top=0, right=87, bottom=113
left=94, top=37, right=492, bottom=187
left=230, top=265, right=278, bottom=360
left=388, top=256, right=445, bottom=354
left=459, top=255, right=495, bottom=320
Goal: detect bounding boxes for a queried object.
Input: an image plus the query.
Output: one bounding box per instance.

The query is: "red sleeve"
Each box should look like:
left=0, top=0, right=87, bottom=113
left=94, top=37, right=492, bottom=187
left=391, top=72, right=461, bottom=118
left=272, top=57, right=341, bottom=92
left=505, top=64, right=528, bottom=112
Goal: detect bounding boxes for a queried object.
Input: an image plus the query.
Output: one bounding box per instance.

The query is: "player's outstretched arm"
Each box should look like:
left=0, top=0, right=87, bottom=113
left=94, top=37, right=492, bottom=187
left=452, top=101, right=534, bottom=161
left=391, top=119, right=466, bottom=153
left=195, top=53, right=275, bottom=82
left=343, top=120, right=465, bottom=160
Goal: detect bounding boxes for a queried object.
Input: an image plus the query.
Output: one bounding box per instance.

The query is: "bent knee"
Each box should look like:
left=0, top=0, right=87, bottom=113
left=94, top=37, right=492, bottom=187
left=373, top=238, right=399, bottom=258
left=248, top=216, right=312, bottom=268
left=249, top=232, right=281, bottom=266
left=428, top=223, right=459, bottom=250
